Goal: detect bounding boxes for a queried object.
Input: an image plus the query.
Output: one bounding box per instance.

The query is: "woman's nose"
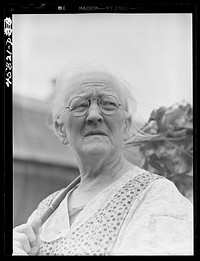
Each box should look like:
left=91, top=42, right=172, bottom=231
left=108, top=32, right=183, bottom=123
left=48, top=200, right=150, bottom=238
left=85, top=103, right=103, bottom=124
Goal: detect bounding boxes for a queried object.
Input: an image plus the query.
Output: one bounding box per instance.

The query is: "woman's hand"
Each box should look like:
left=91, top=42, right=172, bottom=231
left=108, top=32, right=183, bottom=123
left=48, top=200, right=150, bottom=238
left=13, top=218, right=42, bottom=256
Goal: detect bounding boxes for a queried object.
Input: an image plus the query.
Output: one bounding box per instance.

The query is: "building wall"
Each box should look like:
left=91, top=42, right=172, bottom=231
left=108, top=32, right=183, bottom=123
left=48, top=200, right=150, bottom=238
left=13, top=159, right=79, bottom=227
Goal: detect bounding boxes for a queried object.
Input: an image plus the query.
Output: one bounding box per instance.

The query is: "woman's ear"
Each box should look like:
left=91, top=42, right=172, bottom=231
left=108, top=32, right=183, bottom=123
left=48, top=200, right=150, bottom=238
left=123, top=113, right=132, bottom=141
left=55, top=116, right=68, bottom=145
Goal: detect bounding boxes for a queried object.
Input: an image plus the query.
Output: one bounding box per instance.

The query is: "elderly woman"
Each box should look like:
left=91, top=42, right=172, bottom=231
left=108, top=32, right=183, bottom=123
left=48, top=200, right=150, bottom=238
left=13, top=63, right=193, bottom=256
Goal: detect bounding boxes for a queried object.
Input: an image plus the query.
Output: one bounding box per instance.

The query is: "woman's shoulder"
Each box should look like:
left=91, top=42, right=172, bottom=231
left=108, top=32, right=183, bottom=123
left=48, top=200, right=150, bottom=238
left=128, top=165, right=192, bottom=206
left=127, top=165, right=164, bottom=184
left=129, top=165, right=176, bottom=188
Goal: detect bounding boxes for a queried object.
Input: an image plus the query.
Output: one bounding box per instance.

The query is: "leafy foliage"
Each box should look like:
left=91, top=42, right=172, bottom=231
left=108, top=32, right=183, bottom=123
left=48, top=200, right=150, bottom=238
left=125, top=101, right=193, bottom=201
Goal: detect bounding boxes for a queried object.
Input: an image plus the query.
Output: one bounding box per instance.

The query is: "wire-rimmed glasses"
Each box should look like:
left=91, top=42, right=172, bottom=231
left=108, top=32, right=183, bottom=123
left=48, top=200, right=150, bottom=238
left=66, top=95, right=122, bottom=117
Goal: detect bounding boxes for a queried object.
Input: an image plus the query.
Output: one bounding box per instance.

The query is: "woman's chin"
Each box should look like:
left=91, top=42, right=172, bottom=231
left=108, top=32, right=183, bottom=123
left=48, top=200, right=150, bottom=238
left=82, top=142, right=112, bottom=157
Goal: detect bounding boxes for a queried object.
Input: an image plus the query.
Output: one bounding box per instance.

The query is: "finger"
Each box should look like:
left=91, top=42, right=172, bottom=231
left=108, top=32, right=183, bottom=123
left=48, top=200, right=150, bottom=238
left=31, top=217, right=42, bottom=235
left=29, top=218, right=42, bottom=255
left=29, top=234, right=41, bottom=256
left=29, top=245, right=40, bottom=256
left=13, top=242, right=28, bottom=256
left=13, top=232, right=31, bottom=253
left=13, top=240, right=24, bottom=252
left=14, top=223, right=37, bottom=247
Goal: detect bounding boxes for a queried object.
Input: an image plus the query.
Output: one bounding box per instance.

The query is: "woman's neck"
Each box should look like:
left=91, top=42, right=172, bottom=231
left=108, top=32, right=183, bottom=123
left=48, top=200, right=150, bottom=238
left=76, top=155, right=132, bottom=193
left=67, top=155, right=134, bottom=225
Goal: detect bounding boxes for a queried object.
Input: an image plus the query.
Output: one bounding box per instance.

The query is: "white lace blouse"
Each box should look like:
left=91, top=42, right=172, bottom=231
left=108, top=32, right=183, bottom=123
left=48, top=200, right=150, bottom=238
left=27, top=165, right=193, bottom=255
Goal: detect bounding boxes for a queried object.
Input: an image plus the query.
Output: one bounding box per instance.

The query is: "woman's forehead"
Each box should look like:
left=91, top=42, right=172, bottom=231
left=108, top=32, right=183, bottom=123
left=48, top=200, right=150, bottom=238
left=62, top=71, right=123, bottom=99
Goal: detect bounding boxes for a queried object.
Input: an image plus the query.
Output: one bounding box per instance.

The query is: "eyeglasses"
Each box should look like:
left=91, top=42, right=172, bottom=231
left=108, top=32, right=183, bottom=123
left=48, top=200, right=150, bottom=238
left=66, top=95, right=122, bottom=117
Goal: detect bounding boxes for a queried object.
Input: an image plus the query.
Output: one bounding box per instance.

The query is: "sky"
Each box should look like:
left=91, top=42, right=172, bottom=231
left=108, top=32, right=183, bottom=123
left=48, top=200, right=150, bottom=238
left=13, top=13, right=192, bottom=123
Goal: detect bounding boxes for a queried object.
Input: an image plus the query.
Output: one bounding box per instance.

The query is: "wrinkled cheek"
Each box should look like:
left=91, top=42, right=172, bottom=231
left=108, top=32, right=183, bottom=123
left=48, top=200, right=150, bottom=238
left=65, top=118, right=83, bottom=148
left=113, top=119, right=125, bottom=134
left=110, top=130, right=123, bottom=148
left=65, top=115, right=74, bottom=130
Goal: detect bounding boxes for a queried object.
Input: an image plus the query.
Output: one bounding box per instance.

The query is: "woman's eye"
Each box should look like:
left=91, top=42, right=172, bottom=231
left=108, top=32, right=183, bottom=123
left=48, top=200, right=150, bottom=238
left=72, top=102, right=88, bottom=111
left=78, top=103, right=88, bottom=108
left=101, top=100, right=117, bottom=109
left=103, top=102, right=114, bottom=106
